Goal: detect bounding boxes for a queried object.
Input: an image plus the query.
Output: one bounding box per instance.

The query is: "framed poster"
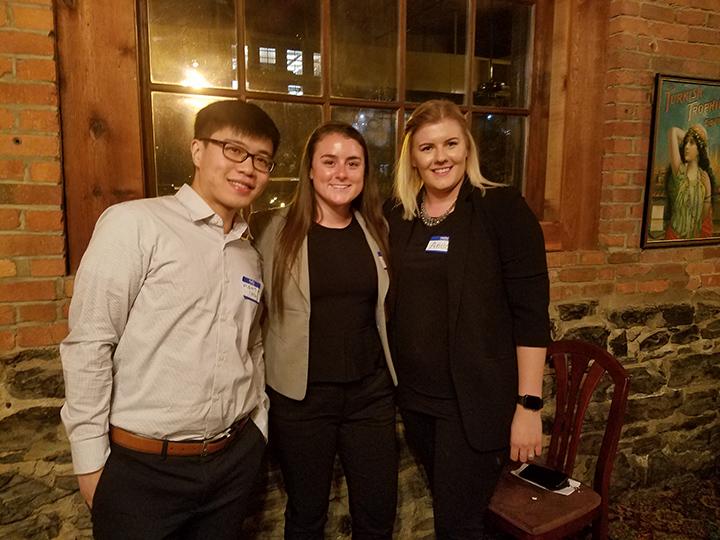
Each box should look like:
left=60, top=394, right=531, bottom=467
left=641, top=74, right=720, bottom=248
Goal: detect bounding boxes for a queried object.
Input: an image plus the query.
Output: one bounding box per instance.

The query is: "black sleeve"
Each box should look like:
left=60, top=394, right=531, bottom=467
left=483, top=187, right=551, bottom=347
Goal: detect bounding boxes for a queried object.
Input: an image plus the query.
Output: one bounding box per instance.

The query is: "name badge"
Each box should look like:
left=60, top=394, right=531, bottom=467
left=426, top=235, right=450, bottom=253
left=241, top=276, right=262, bottom=304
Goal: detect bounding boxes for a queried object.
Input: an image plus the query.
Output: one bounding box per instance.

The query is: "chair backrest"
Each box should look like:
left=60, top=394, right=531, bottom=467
left=544, top=339, right=631, bottom=504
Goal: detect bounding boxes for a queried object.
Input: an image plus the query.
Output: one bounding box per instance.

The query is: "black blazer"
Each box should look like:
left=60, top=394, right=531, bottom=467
left=385, top=180, right=551, bottom=452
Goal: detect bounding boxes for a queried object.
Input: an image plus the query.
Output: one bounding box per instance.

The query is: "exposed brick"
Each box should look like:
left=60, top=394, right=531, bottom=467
left=640, top=3, right=675, bottom=23
left=0, top=7, right=8, bottom=28
left=25, top=210, right=63, bottom=232
left=11, top=6, right=54, bottom=31
left=615, top=282, right=637, bottom=295
left=0, top=208, right=20, bottom=229
left=0, top=183, right=62, bottom=205
left=17, top=302, right=56, bottom=322
left=0, top=305, right=15, bottom=325
left=616, top=264, right=652, bottom=278
left=16, top=58, right=56, bottom=82
left=0, top=56, right=12, bottom=78
left=0, top=134, right=59, bottom=157
left=646, top=21, right=689, bottom=41
left=686, top=262, right=715, bottom=275
left=600, top=205, right=628, bottom=219
left=19, top=109, right=58, bottom=131
left=602, top=155, right=647, bottom=171
left=0, top=235, right=64, bottom=256
left=29, top=160, right=61, bottom=182
left=689, top=27, right=720, bottom=46
left=0, top=329, right=16, bottom=352
left=676, top=9, right=707, bottom=26
left=0, top=159, right=24, bottom=179
left=546, top=251, right=578, bottom=268
left=0, top=258, right=17, bottom=277
left=30, top=257, right=65, bottom=276
left=0, top=30, right=54, bottom=55
left=64, top=276, right=74, bottom=297
left=606, top=50, right=651, bottom=71
left=581, top=283, right=614, bottom=297
left=701, top=275, right=720, bottom=287
left=579, top=252, right=606, bottom=265
left=598, top=234, right=626, bottom=248
left=637, top=279, right=670, bottom=293
left=0, top=279, right=57, bottom=301
left=609, top=16, right=650, bottom=36
left=686, top=276, right=702, bottom=290
left=609, top=0, right=640, bottom=17
left=0, top=107, right=14, bottom=129
left=607, top=188, right=643, bottom=203
left=16, top=321, right=67, bottom=348
left=550, top=285, right=581, bottom=302
left=0, top=82, right=56, bottom=105
left=598, top=268, right=615, bottom=281
left=607, top=251, right=641, bottom=264
left=558, top=268, right=598, bottom=283
left=703, top=247, right=720, bottom=259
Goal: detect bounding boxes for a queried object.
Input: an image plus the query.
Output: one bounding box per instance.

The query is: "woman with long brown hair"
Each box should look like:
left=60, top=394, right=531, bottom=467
left=252, top=121, right=397, bottom=539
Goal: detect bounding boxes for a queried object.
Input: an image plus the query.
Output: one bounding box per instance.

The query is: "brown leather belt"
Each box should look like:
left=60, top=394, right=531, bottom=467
left=109, top=417, right=249, bottom=457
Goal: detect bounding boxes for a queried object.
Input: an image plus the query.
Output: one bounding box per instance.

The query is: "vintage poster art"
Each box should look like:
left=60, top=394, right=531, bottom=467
left=642, top=74, right=720, bottom=248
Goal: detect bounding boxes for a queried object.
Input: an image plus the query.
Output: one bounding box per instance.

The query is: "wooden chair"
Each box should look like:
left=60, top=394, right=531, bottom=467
left=487, top=339, right=631, bottom=540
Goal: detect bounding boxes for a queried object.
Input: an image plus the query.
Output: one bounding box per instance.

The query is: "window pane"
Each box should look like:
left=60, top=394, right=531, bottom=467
left=245, top=0, right=321, bottom=96
left=147, top=0, right=237, bottom=89
left=151, top=92, right=227, bottom=196
left=471, top=113, right=526, bottom=190
left=248, top=101, right=322, bottom=211
left=473, top=1, right=532, bottom=108
left=331, top=1, right=397, bottom=101
left=331, top=107, right=396, bottom=198
left=406, top=0, right=467, bottom=104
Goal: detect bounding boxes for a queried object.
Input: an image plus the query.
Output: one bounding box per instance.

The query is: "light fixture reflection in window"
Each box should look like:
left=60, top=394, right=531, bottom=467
left=313, top=52, right=321, bottom=77
left=180, top=61, right=210, bottom=89
left=288, top=84, right=303, bottom=95
left=287, top=49, right=303, bottom=75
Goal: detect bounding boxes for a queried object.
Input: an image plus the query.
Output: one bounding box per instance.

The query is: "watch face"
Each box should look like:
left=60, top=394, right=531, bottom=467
left=519, top=395, right=543, bottom=410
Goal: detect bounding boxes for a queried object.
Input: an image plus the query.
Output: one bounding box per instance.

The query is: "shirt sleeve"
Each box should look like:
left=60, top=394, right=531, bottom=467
left=60, top=204, right=148, bottom=474
left=485, top=187, right=551, bottom=347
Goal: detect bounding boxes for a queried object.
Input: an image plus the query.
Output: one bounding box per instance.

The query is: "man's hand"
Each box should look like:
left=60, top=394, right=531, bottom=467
left=77, top=468, right=104, bottom=509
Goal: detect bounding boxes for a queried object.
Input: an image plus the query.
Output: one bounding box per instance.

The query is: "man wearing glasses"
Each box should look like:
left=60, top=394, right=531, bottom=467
left=60, top=100, right=280, bottom=539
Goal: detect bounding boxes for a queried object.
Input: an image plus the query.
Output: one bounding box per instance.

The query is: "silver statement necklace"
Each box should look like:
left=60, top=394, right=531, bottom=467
left=419, top=197, right=456, bottom=227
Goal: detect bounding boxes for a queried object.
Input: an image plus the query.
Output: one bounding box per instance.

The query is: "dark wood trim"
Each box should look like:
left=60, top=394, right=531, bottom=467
left=558, top=0, right=611, bottom=249
left=57, top=0, right=144, bottom=272
left=524, top=0, right=554, bottom=219
left=137, top=0, right=156, bottom=198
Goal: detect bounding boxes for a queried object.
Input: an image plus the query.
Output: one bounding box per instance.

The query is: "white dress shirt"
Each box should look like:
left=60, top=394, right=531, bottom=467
left=60, top=184, right=268, bottom=474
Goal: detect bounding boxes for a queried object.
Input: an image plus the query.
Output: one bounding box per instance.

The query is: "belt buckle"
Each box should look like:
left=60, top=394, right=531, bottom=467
left=201, top=440, right=209, bottom=457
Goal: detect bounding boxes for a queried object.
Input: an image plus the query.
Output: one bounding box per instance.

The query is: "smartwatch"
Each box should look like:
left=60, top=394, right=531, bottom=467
left=517, top=394, right=543, bottom=411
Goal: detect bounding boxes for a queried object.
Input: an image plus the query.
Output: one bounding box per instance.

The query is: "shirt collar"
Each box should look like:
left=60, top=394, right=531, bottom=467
left=175, top=183, right=248, bottom=237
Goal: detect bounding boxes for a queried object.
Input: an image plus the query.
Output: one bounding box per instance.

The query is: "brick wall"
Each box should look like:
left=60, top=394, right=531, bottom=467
left=0, top=0, right=68, bottom=355
left=0, top=0, right=719, bottom=538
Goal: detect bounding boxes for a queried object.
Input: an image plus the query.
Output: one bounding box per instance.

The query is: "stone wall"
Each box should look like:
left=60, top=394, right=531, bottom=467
left=1, top=0, right=720, bottom=538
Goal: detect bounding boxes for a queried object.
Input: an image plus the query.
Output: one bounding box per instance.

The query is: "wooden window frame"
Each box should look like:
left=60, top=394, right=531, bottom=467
left=57, top=0, right=610, bottom=272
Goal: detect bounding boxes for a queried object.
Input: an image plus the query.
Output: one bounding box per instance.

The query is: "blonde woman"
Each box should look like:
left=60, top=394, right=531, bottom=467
left=385, top=100, right=550, bottom=539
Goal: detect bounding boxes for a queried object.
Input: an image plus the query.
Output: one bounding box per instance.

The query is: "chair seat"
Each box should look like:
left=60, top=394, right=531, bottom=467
left=488, top=469, right=602, bottom=536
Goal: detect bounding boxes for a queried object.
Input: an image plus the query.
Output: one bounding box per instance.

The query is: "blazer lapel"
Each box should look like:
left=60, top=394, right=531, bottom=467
left=446, top=182, right=474, bottom=355
left=289, top=235, right=311, bottom=308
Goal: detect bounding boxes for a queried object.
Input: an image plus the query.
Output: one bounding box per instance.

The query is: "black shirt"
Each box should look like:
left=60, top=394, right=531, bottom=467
left=307, top=217, right=382, bottom=382
left=394, top=210, right=460, bottom=415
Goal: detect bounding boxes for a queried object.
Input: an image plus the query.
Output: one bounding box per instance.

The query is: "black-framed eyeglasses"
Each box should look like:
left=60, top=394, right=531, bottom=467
left=200, top=138, right=276, bottom=173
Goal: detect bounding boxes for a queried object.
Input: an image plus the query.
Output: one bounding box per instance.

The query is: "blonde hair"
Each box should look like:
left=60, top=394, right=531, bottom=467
left=393, top=99, right=499, bottom=220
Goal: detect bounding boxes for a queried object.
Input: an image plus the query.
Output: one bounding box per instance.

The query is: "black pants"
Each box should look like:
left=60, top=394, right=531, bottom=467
left=91, top=419, right=267, bottom=540
left=269, top=368, right=398, bottom=540
left=401, top=408, right=507, bottom=540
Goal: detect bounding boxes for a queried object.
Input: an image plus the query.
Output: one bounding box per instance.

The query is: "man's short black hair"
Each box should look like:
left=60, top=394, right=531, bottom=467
left=194, top=100, right=280, bottom=156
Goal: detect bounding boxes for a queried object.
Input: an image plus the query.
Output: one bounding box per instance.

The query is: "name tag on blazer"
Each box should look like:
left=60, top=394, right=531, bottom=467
left=426, top=235, right=450, bottom=253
